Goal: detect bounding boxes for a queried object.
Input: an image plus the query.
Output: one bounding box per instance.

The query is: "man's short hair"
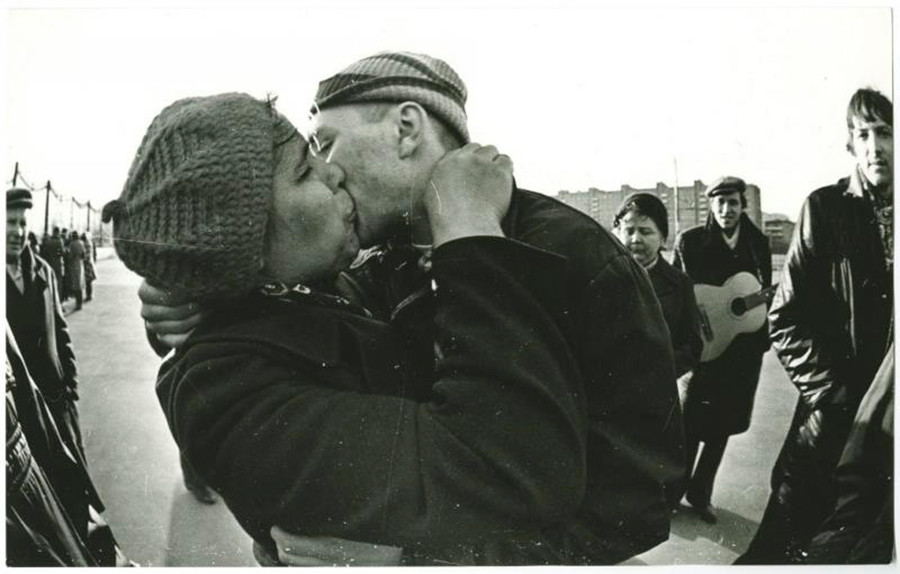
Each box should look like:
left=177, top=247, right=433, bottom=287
left=846, top=88, right=893, bottom=152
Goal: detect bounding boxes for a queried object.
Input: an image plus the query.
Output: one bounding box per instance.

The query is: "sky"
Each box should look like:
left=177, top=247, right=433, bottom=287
left=1, top=2, right=894, bottom=228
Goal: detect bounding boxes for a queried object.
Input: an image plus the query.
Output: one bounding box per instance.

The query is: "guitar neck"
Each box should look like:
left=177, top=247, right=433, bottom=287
left=741, top=284, right=778, bottom=310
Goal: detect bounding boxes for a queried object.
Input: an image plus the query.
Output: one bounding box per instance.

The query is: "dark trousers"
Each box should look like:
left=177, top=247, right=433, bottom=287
left=685, top=434, right=729, bottom=506
left=734, top=483, right=816, bottom=564
left=665, top=424, right=729, bottom=508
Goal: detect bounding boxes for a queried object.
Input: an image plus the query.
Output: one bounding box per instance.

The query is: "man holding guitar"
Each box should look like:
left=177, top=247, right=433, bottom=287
left=670, top=176, right=772, bottom=524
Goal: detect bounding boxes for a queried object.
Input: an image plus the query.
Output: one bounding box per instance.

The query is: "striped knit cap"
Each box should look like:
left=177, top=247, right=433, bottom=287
left=102, top=93, right=292, bottom=301
left=312, top=51, right=470, bottom=143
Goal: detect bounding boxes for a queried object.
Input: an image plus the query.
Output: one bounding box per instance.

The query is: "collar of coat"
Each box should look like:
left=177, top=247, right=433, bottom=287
left=16, top=245, right=45, bottom=286
left=847, top=166, right=894, bottom=201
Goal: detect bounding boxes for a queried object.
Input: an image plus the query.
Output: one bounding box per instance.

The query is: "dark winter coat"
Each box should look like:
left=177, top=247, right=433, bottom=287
left=157, top=237, right=588, bottom=565
left=340, top=188, right=684, bottom=564
left=6, top=325, right=106, bottom=566
left=804, top=343, right=893, bottom=564
left=6, top=245, right=85, bottom=462
left=65, top=238, right=86, bottom=294
left=39, top=235, right=66, bottom=285
left=767, top=176, right=892, bottom=541
left=647, top=256, right=703, bottom=378
left=673, top=213, right=772, bottom=437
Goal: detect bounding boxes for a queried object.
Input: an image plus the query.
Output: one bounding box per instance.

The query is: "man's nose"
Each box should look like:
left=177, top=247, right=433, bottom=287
left=310, top=155, right=346, bottom=190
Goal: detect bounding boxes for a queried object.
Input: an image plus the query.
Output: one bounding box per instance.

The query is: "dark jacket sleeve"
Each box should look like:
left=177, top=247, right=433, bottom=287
left=48, top=267, right=78, bottom=391
left=769, top=196, right=847, bottom=409
left=577, top=253, right=684, bottom=486
left=672, top=273, right=703, bottom=378
left=159, top=237, right=586, bottom=556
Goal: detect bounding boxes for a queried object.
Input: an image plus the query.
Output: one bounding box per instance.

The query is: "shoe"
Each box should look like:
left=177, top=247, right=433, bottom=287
left=689, top=503, right=718, bottom=524
left=185, top=481, right=218, bottom=505
left=686, top=492, right=717, bottom=524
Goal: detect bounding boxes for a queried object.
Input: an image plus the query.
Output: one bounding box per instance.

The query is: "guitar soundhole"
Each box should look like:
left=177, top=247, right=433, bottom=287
left=731, top=299, right=747, bottom=316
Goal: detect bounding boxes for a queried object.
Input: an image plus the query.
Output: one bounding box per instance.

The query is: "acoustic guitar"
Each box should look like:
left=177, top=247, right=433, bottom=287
left=694, top=272, right=778, bottom=363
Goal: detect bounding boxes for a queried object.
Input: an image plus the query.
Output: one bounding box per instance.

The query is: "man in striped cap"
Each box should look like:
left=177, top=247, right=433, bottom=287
left=300, top=51, right=683, bottom=565
left=141, top=51, right=684, bottom=565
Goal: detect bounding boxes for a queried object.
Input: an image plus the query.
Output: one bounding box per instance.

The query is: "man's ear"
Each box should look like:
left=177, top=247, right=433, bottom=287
left=396, top=101, right=428, bottom=159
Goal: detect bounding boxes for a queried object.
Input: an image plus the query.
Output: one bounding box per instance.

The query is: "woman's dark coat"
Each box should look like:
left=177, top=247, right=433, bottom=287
left=647, top=257, right=703, bottom=378
left=673, top=213, right=772, bottom=437
left=157, top=238, right=588, bottom=565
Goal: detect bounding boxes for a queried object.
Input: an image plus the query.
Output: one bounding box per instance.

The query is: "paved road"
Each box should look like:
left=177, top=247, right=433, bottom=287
left=65, top=254, right=797, bottom=566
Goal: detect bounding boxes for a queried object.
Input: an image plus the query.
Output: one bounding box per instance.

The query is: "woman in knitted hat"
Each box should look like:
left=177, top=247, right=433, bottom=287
left=104, top=93, right=586, bottom=565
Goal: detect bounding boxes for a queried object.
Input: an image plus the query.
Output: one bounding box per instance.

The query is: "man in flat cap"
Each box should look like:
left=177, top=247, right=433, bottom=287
left=670, top=175, right=772, bottom=524
left=140, top=51, right=684, bottom=565
left=6, top=187, right=87, bottom=468
left=737, top=88, right=893, bottom=564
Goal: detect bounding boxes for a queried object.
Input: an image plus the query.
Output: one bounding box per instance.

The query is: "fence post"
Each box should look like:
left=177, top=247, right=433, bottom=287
left=43, top=181, right=51, bottom=237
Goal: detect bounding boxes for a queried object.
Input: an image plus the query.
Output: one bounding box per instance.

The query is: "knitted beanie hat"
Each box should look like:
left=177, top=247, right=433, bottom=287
left=102, top=92, right=291, bottom=301
left=312, top=51, right=470, bottom=144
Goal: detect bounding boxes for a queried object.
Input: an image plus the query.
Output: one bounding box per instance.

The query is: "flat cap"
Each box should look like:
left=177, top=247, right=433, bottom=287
left=705, top=176, right=747, bottom=198
left=7, top=187, right=33, bottom=209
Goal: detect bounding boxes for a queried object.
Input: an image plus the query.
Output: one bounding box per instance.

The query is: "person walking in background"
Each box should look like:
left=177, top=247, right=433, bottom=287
left=27, top=231, right=39, bottom=252
left=670, top=176, right=772, bottom=524
left=39, top=226, right=65, bottom=295
left=6, top=188, right=89, bottom=472
left=65, top=230, right=86, bottom=310
left=736, top=88, right=893, bottom=564
left=81, top=233, right=96, bottom=302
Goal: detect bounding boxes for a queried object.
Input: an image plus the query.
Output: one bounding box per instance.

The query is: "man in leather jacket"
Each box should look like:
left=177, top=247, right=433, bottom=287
left=736, top=88, right=893, bottom=564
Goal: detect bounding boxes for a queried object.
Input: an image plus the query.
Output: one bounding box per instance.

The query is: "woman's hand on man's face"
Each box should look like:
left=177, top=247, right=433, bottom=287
left=138, top=280, right=206, bottom=349
left=270, top=526, right=403, bottom=566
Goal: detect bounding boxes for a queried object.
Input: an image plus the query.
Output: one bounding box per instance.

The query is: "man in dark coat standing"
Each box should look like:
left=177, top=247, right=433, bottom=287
left=671, top=176, right=772, bottom=524
left=736, top=88, right=893, bottom=564
left=40, top=226, right=66, bottom=297
left=6, top=187, right=87, bottom=469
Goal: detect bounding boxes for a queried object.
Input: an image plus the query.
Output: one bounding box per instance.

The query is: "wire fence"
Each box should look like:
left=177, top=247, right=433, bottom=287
left=7, top=162, right=113, bottom=246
